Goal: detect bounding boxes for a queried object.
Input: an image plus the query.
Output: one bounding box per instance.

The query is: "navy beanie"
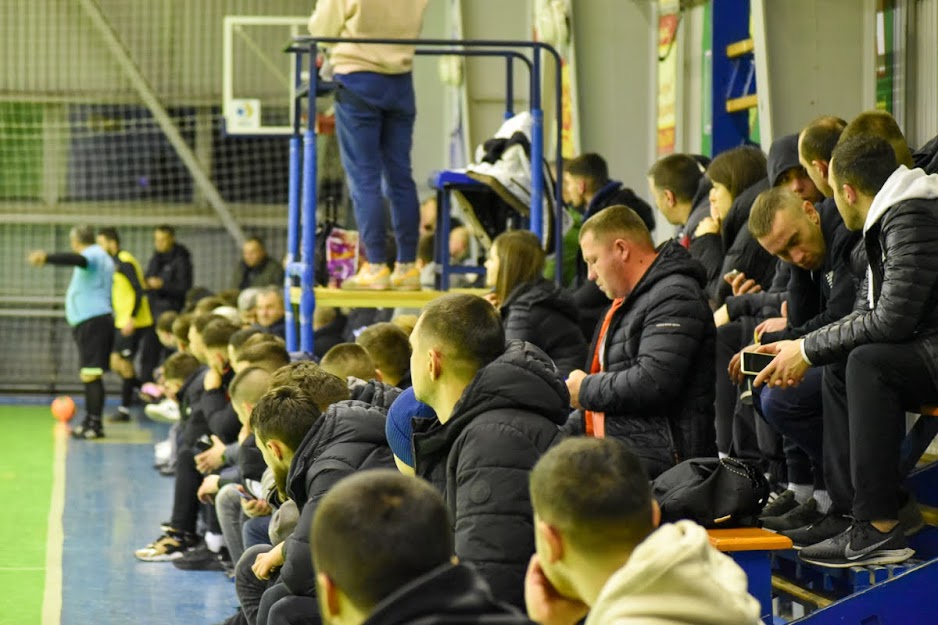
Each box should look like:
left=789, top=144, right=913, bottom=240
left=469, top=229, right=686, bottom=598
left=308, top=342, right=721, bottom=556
left=385, top=387, right=437, bottom=468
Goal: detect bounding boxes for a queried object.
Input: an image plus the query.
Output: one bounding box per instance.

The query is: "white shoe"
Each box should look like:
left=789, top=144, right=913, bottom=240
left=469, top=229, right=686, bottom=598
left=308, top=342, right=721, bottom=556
left=154, top=439, right=172, bottom=465
left=145, top=398, right=180, bottom=423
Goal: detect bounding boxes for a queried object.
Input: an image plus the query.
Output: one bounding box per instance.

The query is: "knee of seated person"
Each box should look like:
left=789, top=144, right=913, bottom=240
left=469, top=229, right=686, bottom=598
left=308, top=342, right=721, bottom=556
left=846, top=344, right=883, bottom=373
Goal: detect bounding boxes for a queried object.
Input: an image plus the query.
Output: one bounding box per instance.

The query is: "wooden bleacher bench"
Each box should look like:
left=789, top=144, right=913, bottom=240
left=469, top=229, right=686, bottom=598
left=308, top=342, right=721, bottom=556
left=708, top=527, right=793, bottom=624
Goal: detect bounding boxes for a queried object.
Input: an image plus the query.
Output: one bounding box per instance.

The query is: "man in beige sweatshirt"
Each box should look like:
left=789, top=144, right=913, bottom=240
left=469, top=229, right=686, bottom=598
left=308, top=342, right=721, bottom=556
left=308, top=0, right=429, bottom=291
left=525, top=438, right=763, bottom=625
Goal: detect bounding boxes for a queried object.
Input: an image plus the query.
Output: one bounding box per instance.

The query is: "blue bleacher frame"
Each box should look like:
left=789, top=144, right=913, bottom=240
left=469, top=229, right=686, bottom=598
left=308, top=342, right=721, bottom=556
left=283, top=37, right=566, bottom=353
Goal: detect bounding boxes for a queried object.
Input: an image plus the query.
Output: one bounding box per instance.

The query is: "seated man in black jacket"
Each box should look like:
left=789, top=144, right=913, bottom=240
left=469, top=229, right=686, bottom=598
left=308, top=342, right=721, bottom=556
left=410, top=294, right=568, bottom=610
left=756, top=134, right=938, bottom=567
left=565, top=205, right=716, bottom=479
left=313, top=470, right=533, bottom=625
left=566, top=153, right=658, bottom=338
left=740, top=187, right=861, bottom=532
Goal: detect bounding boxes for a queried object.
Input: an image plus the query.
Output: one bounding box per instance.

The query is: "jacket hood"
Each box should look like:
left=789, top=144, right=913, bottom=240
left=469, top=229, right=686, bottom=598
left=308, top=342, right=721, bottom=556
left=450, top=340, right=570, bottom=429
left=588, top=521, right=761, bottom=625
left=502, top=278, right=580, bottom=324
left=865, top=165, right=938, bottom=234
left=364, top=564, right=518, bottom=625
left=631, top=240, right=708, bottom=301
left=768, top=133, right=801, bottom=187
left=349, top=378, right=403, bottom=411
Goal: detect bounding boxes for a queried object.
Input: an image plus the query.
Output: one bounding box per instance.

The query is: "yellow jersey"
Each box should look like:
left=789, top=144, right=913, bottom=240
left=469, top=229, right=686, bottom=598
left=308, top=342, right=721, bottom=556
left=111, top=249, right=153, bottom=329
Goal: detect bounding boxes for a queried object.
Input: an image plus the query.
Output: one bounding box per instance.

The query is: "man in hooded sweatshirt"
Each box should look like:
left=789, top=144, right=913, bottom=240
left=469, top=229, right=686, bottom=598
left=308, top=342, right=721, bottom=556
left=565, top=205, right=716, bottom=478
left=410, top=293, right=568, bottom=610
left=756, top=132, right=938, bottom=567
left=524, top=437, right=762, bottom=625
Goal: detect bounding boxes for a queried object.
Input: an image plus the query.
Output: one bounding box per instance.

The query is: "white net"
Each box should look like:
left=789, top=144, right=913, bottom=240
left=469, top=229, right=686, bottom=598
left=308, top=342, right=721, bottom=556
left=0, top=0, right=313, bottom=391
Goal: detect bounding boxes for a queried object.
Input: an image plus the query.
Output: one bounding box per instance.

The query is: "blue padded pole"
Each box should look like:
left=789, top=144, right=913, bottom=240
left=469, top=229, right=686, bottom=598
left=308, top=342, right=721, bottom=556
left=299, top=43, right=318, bottom=354
left=553, top=49, right=564, bottom=284
left=284, top=53, right=303, bottom=352
left=529, top=46, right=544, bottom=241
left=505, top=58, right=514, bottom=119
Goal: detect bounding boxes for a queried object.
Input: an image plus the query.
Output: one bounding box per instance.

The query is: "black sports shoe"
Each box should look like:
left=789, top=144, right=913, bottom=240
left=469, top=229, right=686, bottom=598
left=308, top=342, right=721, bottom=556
left=762, top=498, right=823, bottom=532
left=780, top=512, right=851, bottom=549
left=71, top=419, right=104, bottom=440
left=799, top=521, right=914, bottom=568
left=760, top=490, right=798, bottom=519
left=106, top=408, right=131, bottom=423
left=173, top=547, right=231, bottom=572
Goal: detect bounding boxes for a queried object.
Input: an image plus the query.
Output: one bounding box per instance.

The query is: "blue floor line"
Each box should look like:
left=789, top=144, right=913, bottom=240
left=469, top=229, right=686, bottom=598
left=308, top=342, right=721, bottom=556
left=60, top=413, right=238, bottom=625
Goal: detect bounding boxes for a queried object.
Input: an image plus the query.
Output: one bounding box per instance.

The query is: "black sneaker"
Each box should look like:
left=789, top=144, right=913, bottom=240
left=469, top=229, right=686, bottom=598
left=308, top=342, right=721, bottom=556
left=106, top=408, right=131, bottom=423
left=780, top=512, right=851, bottom=549
left=799, top=521, right=914, bottom=568
left=71, top=419, right=104, bottom=440
left=762, top=498, right=823, bottom=532
left=173, top=547, right=230, bottom=572
left=760, top=490, right=798, bottom=519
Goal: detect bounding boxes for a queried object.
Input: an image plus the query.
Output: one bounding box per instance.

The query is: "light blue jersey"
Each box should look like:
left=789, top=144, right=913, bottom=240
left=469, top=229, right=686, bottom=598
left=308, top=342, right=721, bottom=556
left=65, top=245, right=114, bottom=326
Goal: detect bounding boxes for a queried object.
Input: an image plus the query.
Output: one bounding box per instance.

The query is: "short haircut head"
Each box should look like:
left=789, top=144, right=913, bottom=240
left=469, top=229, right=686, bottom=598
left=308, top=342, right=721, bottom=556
left=250, top=385, right=321, bottom=451
left=171, top=313, right=194, bottom=345
left=155, top=224, right=176, bottom=238
left=356, top=322, right=411, bottom=384
left=800, top=116, right=848, bottom=163
left=840, top=110, right=914, bottom=167
left=269, top=361, right=350, bottom=410
left=491, top=230, right=545, bottom=305
left=647, top=153, right=705, bottom=202
left=162, top=351, right=201, bottom=382
left=416, top=294, right=505, bottom=375
left=706, top=145, right=768, bottom=198
left=238, top=287, right=261, bottom=312
left=566, top=153, right=609, bottom=190
left=320, top=343, right=377, bottom=381
left=195, top=296, right=228, bottom=315
left=748, top=187, right=804, bottom=239
left=238, top=339, right=291, bottom=372
left=201, top=319, right=241, bottom=350
left=246, top=235, right=266, bottom=249
left=97, top=227, right=120, bottom=246
left=71, top=225, right=96, bottom=246
left=312, top=470, right=454, bottom=612
left=229, top=327, right=263, bottom=353
left=531, top=438, right=654, bottom=554
left=156, top=310, right=178, bottom=334
left=229, top=366, right=272, bottom=407
left=830, top=134, right=899, bottom=197
left=192, top=313, right=225, bottom=335
left=579, top=204, right=654, bottom=249
left=218, top=289, right=241, bottom=307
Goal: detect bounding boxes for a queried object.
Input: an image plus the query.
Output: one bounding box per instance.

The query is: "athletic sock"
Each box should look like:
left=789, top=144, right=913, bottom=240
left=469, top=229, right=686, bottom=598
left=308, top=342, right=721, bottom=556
left=204, top=531, right=225, bottom=553
left=85, top=378, right=105, bottom=421
left=789, top=482, right=814, bottom=505
left=814, top=489, right=832, bottom=513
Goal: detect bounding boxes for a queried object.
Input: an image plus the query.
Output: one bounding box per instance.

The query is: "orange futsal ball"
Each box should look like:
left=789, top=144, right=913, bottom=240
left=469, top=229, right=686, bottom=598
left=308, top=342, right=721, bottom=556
left=51, top=396, right=76, bottom=422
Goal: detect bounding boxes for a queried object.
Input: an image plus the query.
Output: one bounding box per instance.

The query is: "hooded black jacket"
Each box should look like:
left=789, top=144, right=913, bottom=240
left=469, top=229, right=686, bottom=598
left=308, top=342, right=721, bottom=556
left=144, top=244, right=193, bottom=314
left=413, top=340, right=568, bottom=610
left=578, top=241, right=716, bottom=478
left=362, top=564, right=533, bottom=625
left=804, top=167, right=938, bottom=383
left=280, top=400, right=395, bottom=597
left=500, top=278, right=588, bottom=377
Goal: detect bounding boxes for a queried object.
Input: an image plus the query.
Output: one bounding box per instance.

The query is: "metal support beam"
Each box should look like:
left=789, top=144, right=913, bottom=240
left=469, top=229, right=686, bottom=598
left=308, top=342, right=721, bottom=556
left=75, top=0, right=244, bottom=246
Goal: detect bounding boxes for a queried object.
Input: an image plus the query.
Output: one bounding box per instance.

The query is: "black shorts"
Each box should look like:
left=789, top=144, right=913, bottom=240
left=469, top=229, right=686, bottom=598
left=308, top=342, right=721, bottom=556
left=72, top=314, right=114, bottom=375
left=113, top=328, right=144, bottom=360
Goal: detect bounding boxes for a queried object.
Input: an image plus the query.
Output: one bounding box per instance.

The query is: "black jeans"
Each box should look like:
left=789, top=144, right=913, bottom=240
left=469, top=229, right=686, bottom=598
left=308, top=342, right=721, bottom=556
left=821, top=360, right=853, bottom=514
left=753, top=366, right=824, bottom=487
left=847, top=344, right=938, bottom=520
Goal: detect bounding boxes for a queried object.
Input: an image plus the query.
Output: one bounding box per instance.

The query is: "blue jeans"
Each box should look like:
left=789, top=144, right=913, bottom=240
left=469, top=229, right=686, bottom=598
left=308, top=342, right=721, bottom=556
left=242, top=514, right=272, bottom=550
left=334, top=71, right=420, bottom=264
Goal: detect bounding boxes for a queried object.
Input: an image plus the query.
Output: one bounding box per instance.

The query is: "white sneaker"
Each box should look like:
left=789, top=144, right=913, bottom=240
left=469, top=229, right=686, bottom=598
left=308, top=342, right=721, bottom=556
left=154, top=439, right=172, bottom=465
left=145, top=398, right=180, bottom=423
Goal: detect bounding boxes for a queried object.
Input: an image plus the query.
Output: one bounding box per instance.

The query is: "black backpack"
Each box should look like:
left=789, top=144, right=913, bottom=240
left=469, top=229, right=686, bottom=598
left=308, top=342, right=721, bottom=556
left=651, top=457, right=770, bottom=528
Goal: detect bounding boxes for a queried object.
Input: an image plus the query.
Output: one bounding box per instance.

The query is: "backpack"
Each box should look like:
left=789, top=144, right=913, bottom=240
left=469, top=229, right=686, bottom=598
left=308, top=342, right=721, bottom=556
left=651, top=457, right=770, bottom=528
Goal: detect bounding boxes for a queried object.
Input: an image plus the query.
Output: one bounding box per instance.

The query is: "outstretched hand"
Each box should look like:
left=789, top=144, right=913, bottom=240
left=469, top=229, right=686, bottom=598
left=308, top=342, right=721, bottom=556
left=27, top=250, right=47, bottom=267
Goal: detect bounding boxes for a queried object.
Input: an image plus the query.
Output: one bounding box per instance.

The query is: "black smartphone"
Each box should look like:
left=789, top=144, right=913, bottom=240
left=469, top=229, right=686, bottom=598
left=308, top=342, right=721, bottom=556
left=740, top=351, right=776, bottom=376
left=193, top=434, right=213, bottom=453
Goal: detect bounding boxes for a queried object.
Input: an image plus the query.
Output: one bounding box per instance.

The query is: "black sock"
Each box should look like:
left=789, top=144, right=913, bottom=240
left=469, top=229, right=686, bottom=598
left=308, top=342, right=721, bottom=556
left=85, top=378, right=104, bottom=421
left=121, top=377, right=136, bottom=409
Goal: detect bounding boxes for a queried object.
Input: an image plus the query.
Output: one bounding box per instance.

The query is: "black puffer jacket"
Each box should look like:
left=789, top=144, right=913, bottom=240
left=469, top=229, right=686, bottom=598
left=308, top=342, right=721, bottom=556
left=804, top=167, right=938, bottom=383
left=500, top=278, right=588, bottom=377
left=578, top=241, right=716, bottom=478
left=413, top=340, right=567, bottom=610
left=144, top=244, right=193, bottom=314
left=280, top=400, right=395, bottom=597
